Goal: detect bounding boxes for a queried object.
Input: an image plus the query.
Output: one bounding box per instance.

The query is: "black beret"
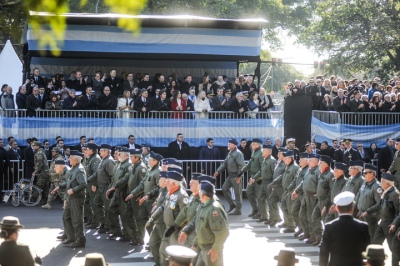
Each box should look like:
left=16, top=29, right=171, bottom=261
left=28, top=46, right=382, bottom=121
left=191, top=173, right=202, bottom=180
left=119, top=147, right=130, bottom=153
left=320, top=155, right=333, bottom=165
left=262, top=144, right=273, bottom=149
left=382, top=173, right=396, bottom=182
left=70, top=150, right=84, bottom=157
left=200, top=181, right=215, bottom=195
left=166, top=171, right=184, bottom=181
left=334, top=162, right=347, bottom=172
left=299, top=152, right=309, bottom=158
left=162, top=158, right=182, bottom=167
left=167, top=167, right=183, bottom=174
left=150, top=151, right=163, bottom=161
left=129, top=149, right=142, bottom=155
left=309, top=154, right=321, bottom=159
left=228, top=139, right=238, bottom=145
left=349, top=160, right=363, bottom=167
left=100, top=144, right=112, bottom=150
left=364, top=164, right=378, bottom=172
left=198, top=175, right=216, bottom=185
left=54, top=159, right=65, bottom=165
left=87, top=143, right=99, bottom=150
left=252, top=138, right=262, bottom=144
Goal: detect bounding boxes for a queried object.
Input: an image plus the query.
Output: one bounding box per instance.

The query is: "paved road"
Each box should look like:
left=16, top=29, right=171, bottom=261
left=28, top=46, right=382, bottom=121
left=0, top=195, right=392, bottom=265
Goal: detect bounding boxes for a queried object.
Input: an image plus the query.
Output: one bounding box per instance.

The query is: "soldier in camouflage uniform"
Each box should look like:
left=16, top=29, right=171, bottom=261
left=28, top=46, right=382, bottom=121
left=180, top=181, right=229, bottom=266
left=42, top=147, right=65, bottom=209
left=142, top=144, right=151, bottom=167
left=270, top=150, right=299, bottom=232
left=239, top=138, right=263, bottom=218
left=106, top=147, right=132, bottom=240
left=323, top=162, right=347, bottom=223
left=83, top=143, right=101, bottom=228
left=121, top=149, right=147, bottom=245
left=342, top=160, right=364, bottom=195
left=355, top=164, right=382, bottom=240
left=32, top=141, right=50, bottom=203
left=387, top=139, right=400, bottom=190
left=214, top=138, right=245, bottom=215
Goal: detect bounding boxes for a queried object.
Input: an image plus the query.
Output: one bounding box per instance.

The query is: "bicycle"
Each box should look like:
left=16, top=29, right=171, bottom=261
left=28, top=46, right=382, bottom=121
left=2, top=176, right=42, bottom=207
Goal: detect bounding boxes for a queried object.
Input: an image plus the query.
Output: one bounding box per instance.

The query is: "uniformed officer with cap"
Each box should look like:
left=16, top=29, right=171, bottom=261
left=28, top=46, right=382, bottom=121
left=323, top=162, right=347, bottom=223
left=343, top=139, right=360, bottom=166
left=84, top=143, right=102, bottom=229
left=181, top=181, right=229, bottom=266
left=274, top=248, right=299, bottom=266
left=293, top=153, right=320, bottom=242
left=53, top=150, right=87, bottom=248
left=252, top=144, right=276, bottom=224
left=32, top=140, right=50, bottom=204
left=370, top=173, right=400, bottom=266
left=214, top=138, right=245, bottom=215
left=342, top=160, right=364, bottom=195
left=166, top=245, right=197, bottom=266
left=126, top=151, right=161, bottom=245
left=239, top=138, right=263, bottom=217
left=320, top=191, right=370, bottom=266
left=285, top=138, right=299, bottom=162
left=355, top=163, right=382, bottom=240
left=88, top=144, right=115, bottom=234
left=387, top=138, right=400, bottom=190
left=161, top=158, right=187, bottom=189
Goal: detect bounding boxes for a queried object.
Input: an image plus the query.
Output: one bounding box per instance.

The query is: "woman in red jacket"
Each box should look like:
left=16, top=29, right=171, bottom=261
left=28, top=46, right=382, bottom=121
left=170, top=90, right=186, bottom=119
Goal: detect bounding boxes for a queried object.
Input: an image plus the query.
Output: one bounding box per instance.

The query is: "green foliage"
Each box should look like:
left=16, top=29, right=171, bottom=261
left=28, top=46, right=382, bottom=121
left=0, top=0, right=26, bottom=55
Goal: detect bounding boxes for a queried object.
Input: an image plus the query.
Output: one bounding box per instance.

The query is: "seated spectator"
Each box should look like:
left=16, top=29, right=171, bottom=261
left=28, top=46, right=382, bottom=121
left=16, top=86, right=27, bottom=109
left=131, top=87, right=139, bottom=100
left=134, top=89, right=152, bottom=114
left=258, top=87, right=274, bottom=112
left=97, top=86, right=117, bottom=111
left=198, top=74, right=212, bottom=93
left=79, top=86, right=98, bottom=110
left=153, top=89, right=170, bottom=112
left=62, top=89, right=79, bottom=110
left=247, top=91, right=260, bottom=118
left=194, top=91, right=211, bottom=119
left=381, top=94, right=395, bottom=112
left=45, top=93, right=62, bottom=111
left=320, top=94, right=333, bottom=111
left=117, top=90, right=134, bottom=118
left=211, top=75, right=229, bottom=94
left=170, top=90, right=186, bottom=119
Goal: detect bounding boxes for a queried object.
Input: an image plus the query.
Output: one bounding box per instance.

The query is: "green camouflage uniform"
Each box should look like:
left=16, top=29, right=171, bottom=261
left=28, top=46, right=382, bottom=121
left=34, top=148, right=50, bottom=198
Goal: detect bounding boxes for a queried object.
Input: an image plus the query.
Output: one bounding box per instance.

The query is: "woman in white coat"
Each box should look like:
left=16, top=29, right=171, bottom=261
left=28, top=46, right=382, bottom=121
left=194, top=91, right=211, bottom=119
left=117, top=90, right=134, bottom=118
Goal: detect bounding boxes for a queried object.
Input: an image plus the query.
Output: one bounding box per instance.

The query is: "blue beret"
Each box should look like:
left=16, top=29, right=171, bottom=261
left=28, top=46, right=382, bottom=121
left=191, top=173, right=202, bottom=180
left=129, top=149, right=142, bottom=155
left=119, top=147, right=130, bottom=153
left=334, top=162, right=347, bottom=172
left=364, top=164, right=378, bottom=172
left=382, top=173, right=396, bottom=182
left=70, top=150, right=84, bottom=157
left=162, top=158, right=182, bottom=167
left=160, top=171, right=168, bottom=178
left=200, top=181, right=215, bottom=195
left=87, top=143, right=99, bottom=150
left=349, top=160, right=364, bottom=167
left=54, top=159, right=65, bottom=165
left=309, top=154, right=321, bottom=159
left=320, top=155, right=333, bottom=165
left=278, top=148, right=288, bottom=153
left=197, top=175, right=216, bottom=185
left=167, top=171, right=184, bottom=181
left=113, top=146, right=122, bottom=152
left=100, top=144, right=112, bottom=150
left=228, top=138, right=238, bottom=145
left=252, top=138, right=262, bottom=144
left=283, top=150, right=294, bottom=157
left=150, top=151, right=163, bottom=161
left=299, top=152, right=309, bottom=158
left=262, top=144, right=273, bottom=149
left=167, top=167, right=183, bottom=174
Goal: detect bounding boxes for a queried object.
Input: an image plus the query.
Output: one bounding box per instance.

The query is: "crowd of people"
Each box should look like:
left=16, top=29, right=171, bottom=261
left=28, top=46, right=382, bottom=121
left=0, top=69, right=275, bottom=119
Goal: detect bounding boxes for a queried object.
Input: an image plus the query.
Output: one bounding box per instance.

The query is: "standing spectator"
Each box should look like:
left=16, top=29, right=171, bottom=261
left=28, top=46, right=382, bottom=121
left=230, top=92, right=248, bottom=118
left=378, top=138, right=394, bottom=174
left=23, top=138, right=36, bottom=178
left=153, top=90, right=170, bottom=112
left=122, top=73, right=137, bottom=92
left=181, top=75, right=197, bottom=95
left=26, top=87, right=41, bottom=117
left=92, top=72, right=104, bottom=97
left=319, top=94, right=333, bottom=111
left=167, top=79, right=179, bottom=98
left=117, top=90, right=133, bottom=118
left=134, top=89, right=152, bottom=115
left=333, top=89, right=350, bottom=112
left=381, top=94, right=395, bottom=112
left=27, top=68, right=45, bottom=94
left=211, top=75, right=229, bottom=94
left=62, top=89, right=79, bottom=117
left=368, top=82, right=380, bottom=101
left=258, top=87, right=274, bottom=112
left=79, top=86, right=98, bottom=111
left=247, top=91, right=260, bottom=118
left=170, top=90, right=186, bottom=119
left=167, top=133, right=190, bottom=160
left=356, top=142, right=370, bottom=162
left=310, top=79, right=326, bottom=110
left=194, top=91, right=211, bottom=119
left=138, top=73, right=153, bottom=96
left=211, top=88, right=228, bottom=112
left=272, top=138, right=282, bottom=159
left=73, top=136, right=86, bottom=152
left=58, top=80, right=71, bottom=100
left=154, top=74, right=167, bottom=91
left=367, top=142, right=379, bottom=161
left=7, top=140, right=23, bottom=183
left=45, top=93, right=63, bottom=112
left=70, top=71, right=87, bottom=93
left=232, top=77, right=243, bottom=96
left=37, top=87, right=49, bottom=109
left=199, top=138, right=221, bottom=175
left=16, top=86, right=27, bottom=110
left=198, top=74, right=212, bottom=93
left=242, top=75, right=257, bottom=93
left=104, top=69, right=122, bottom=97
left=123, top=135, right=141, bottom=150
left=1, top=86, right=15, bottom=117
left=97, top=86, right=117, bottom=117
left=238, top=138, right=252, bottom=160
left=0, top=139, right=10, bottom=193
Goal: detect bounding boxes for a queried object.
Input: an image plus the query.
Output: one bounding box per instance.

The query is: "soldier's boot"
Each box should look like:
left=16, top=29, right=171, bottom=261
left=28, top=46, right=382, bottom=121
left=41, top=203, right=52, bottom=209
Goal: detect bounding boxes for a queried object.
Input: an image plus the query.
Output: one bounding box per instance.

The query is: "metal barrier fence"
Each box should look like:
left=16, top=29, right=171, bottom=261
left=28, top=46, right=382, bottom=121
left=312, top=110, right=400, bottom=125
left=0, top=109, right=283, bottom=120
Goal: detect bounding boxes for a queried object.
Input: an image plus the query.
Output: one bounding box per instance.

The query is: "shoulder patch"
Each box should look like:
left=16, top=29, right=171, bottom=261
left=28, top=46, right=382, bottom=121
left=128, top=166, right=133, bottom=172
left=377, top=187, right=383, bottom=193
left=183, top=198, right=189, bottom=204
left=141, top=168, right=146, bottom=173
left=212, top=210, right=219, bottom=217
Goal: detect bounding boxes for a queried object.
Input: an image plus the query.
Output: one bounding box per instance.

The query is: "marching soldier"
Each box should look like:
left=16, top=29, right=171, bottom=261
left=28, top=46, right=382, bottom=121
left=387, top=138, right=400, bottom=190
left=54, top=159, right=70, bottom=241
left=83, top=143, right=101, bottom=229
left=270, top=150, right=299, bottom=232
left=52, top=151, right=87, bottom=248
left=323, top=162, right=347, bottom=223
left=32, top=141, right=50, bottom=204
left=42, top=147, right=65, bottom=209
left=88, top=144, right=115, bottom=234
left=342, top=160, right=364, bottom=195
left=214, top=139, right=245, bottom=215
left=239, top=138, right=263, bottom=219
left=252, top=144, right=276, bottom=224
left=355, top=164, right=382, bottom=240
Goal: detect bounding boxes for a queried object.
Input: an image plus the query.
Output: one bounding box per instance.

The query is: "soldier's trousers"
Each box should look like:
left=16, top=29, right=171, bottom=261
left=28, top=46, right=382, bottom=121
left=291, top=195, right=303, bottom=229
left=246, top=181, right=260, bottom=212
left=36, top=174, right=49, bottom=199
left=109, top=193, right=132, bottom=238
left=268, top=186, right=283, bottom=222
left=149, top=223, right=166, bottom=266
left=258, top=181, right=273, bottom=220
left=221, top=177, right=242, bottom=211
left=47, top=181, right=65, bottom=204
left=391, top=227, right=400, bottom=266
left=160, top=229, right=180, bottom=266
left=373, top=220, right=398, bottom=266
left=358, top=214, right=379, bottom=241
left=196, top=248, right=224, bottom=266
left=84, top=185, right=99, bottom=225
left=311, top=197, right=327, bottom=240
left=63, top=197, right=86, bottom=244
left=280, top=191, right=295, bottom=229
left=93, top=187, right=110, bottom=228
left=124, top=198, right=139, bottom=240
left=303, top=194, right=317, bottom=238
left=136, top=201, right=154, bottom=242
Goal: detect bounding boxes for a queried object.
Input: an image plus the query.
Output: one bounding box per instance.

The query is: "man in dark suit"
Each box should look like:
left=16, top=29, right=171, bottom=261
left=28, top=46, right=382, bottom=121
left=272, top=137, right=282, bottom=159
left=104, top=69, right=122, bottom=97
left=258, top=87, right=274, bottom=112
left=0, top=139, right=11, bottom=193
left=134, top=89, right=152, bottom=113
left=79, top=86, right=97, bottom=111
left=27, top=68, right=45, bottom=94
left=123, top=135, right=141, bottom=150
left=199, top=138, right=221, bottom=175
left=74, top=136, right=87, bottom=152
left=230, top=92, right=248, bottom=118
left=333, top=89, right=350, bottom=112
left=334, top=140, right=345, bottom=163
left=7, top=140, right=23, bottom=183
left=69, top=71, right=87, bottom=93
left=319, top=191, right=370, bottom=266
left=37, top=87, right=49, bottom=109
left=167, top=133, right=190, bottom=160
left=26, top=87, right=41, bottom=117
left=23, top=138, right=36, bottom=179
left=378, top=138, right=395, bottom=174
left=122, top=73, right=137, bottom=91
